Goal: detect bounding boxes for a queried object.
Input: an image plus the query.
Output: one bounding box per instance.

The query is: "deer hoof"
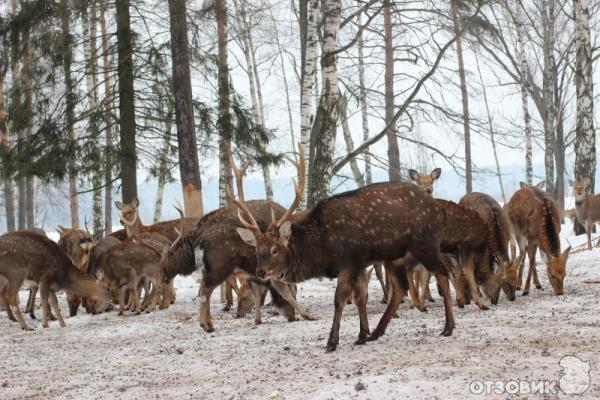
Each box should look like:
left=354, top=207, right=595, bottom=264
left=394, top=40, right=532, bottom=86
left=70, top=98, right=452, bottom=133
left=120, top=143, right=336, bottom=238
left=417, top=305, right=428, bottom=312
left=522, top=291, right=529, bottom=296
left=536, top=285, right=543, bottom=290
left=325, top=344, right=337, bottom=353
left=479, top=305, right=489, bottom=311
left=457, top=303, right=465, bottom=309
left=302, top=313, right=316, bottom=321
left=354, top=337, right=368, bottom=346
left=440, top=327, right=453, bottom=337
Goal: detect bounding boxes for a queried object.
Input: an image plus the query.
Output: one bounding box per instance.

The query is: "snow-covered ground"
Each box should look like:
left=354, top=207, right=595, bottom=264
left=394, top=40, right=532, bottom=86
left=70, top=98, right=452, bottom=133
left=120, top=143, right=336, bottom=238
left=1, top=221, right=600, bottom=399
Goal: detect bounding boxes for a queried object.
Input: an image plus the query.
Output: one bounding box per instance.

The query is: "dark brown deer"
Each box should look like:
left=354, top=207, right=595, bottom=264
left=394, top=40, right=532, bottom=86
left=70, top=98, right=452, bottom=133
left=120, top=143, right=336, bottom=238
left=508, top=182, right=570, bottom=295
left=161, top=200, right=313, bottom=331
left=458, top=192, right=524, bottom=303
left=234, top=152, right=455, bottom=352
left=569, top=179, right=600, bottom=250
left=0, top=231, right=109, bottom=330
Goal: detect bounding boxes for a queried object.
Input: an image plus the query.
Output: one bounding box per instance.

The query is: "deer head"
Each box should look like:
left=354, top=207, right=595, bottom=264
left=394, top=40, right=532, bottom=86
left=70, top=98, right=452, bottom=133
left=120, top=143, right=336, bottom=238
left=234, top=147, right=305, bottom=281
left=497, top=253, right=524, bottom=302
left=115, top=199, right=140, bottom=231
left=408, top=168, right=441, bottom=196
left=541, top=247, right=571, bottom=295
left=57, top=226, right=94, bottom=271
left=569, top=179, right=588, bottom=203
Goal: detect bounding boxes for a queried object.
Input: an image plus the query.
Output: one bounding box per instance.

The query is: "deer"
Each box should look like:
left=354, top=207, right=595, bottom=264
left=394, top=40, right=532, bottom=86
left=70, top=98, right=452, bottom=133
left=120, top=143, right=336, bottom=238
left=407, top=167, right=442, bottom=305
left=508, top=182, right=570, bottom=295
left=161, top=152, right=313, bottom=331
left=234, top=149, right=455, bottom=352
left=458, top=192, right=524, bottom=304
left=569, top=179, right=600, bottom=250
left=0, top=231, right=109, bottom=330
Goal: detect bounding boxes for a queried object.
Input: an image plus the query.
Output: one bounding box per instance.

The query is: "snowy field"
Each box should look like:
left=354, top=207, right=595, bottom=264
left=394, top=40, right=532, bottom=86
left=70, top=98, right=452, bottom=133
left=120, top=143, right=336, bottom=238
left=1, top=221, right=600, bottom=399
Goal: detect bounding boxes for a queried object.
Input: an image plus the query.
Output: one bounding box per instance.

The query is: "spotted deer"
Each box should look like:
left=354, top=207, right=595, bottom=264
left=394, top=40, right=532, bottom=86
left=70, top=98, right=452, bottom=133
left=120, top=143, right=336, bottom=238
left=569, top=179, right=600, bottom=250
left=0, top=231, right=109, bottom=330
left=508, top=182, right=570, bottom=295
left=235, top=151, right=455, bottom=352
left=458, top=192, right=524, bottom=303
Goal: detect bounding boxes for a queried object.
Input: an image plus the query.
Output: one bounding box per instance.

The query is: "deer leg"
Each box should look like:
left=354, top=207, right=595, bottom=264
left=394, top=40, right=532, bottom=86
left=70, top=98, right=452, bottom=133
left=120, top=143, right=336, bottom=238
left=49, top=291, right=66, bottom=327
left=160, top=279, right=173, bottom=310
left=7, top=283, right=32, bottom=331
left=515, top=237, right=527, bottom=290
left=1, top=285, right=17, bottom=322
left=223, top=281, right=234, bottom=312
left=40, top=281, right=51, bottom=328
left=373, top=263, right=388, bottom=304
left=418, top=268, right=434, bottom=304
left=326, top=270, right=354, bottom=353
left=353, top=269, right=370, bottom=345
left=462, top=253, right=488, bottom=310
left=67, top=294, right=81, bottom=318
left=587, top=221, right=593, bottom=250
left=532, top=259, right=543, bottom=290
left=26, top=285, right=36, bottom=319
left=128, top=273, right=141, bottom=315
left=406, top=265, right=426, bottom=312
left=369, top=263, right=406, bottom=341
left=270, top=280, right=315, bottom=321
left=523, top=244, right=537, bottom=296
left=199, top=281, right=216, bottom=332
left=248, top=282, right=264, bottom=324
left=433, top=272, right=455, bottom=336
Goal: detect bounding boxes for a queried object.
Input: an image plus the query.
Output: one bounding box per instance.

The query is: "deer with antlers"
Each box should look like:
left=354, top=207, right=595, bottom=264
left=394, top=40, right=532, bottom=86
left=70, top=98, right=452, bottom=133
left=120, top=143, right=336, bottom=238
left=569, top=179, right=600, bottom=250
left=234, top=150, right=455, bottom=352
left=508, top=182, right=570, bottom=295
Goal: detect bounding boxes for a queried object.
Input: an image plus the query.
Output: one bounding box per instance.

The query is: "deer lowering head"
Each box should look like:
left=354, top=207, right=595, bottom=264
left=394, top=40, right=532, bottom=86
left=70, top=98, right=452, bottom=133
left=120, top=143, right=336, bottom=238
left=408, top=168, right=441, bottom=196
left=57, top=226, right=94, bottom=272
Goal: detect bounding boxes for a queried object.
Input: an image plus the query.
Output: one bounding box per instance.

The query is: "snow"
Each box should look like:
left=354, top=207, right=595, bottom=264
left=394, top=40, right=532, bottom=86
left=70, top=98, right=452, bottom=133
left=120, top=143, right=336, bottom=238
left=1, top=221, right=600, bottom=399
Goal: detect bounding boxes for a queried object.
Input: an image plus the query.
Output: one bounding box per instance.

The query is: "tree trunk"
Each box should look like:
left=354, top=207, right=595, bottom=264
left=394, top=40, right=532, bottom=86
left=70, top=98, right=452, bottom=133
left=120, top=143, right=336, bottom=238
left=168, top=0, right=204, bottom=217
left=450, top=0, right=472, bottom=193
left=515, top=0, right=533, bottom=185
left=22, top=16, right=34, bottom=228
left=116, top=0, right=138, bottom=203
left=82, top=2, right=104, bottom=237
left=100, top=0, right=113, bottom=234
left=574, top=0, right=596, bottom=234
left=11, top=0, right=25, bottom=230
left=0, top=76, right=15, bottom=232
left=299, top=0, right=318, bottom=208
left=59, top=0, right=79, bottom=228
left=384, top=0, right=400, bottom=181
left=154, top=108, right=173, bottom=223
left=542, top=0, right=556, bottom=196
left=308, top=0, right=341, bottom=206
left=475, top=52, right=505, bottom=202
left=357, top=11, right=371, bottom=185
left=340, top=97, right=365, bottom=187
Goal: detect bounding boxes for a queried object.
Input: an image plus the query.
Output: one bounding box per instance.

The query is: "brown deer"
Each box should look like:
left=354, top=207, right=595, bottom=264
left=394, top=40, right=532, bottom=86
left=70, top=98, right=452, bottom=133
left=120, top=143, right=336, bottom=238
left=569, top=179, right=600, bottom=250
left=234, top=152, right=455, bottom=352
left=115, top=198, right=198, bottom=242
left=161, top=200, right=313, bottom=331
left=458, top=192, right=524, bottom=303
left=0, top=231, right=109, bottom=330
left=508, top=182, right=570, bottom=295
left=408, top=167, right=442, bottom=304
left=55, top=227, right=94, bottom=317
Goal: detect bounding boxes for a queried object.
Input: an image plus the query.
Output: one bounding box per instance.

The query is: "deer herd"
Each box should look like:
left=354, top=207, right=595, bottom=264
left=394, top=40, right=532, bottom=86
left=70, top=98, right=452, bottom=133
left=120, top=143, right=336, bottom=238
left=1, top=150, right=598, bottom=352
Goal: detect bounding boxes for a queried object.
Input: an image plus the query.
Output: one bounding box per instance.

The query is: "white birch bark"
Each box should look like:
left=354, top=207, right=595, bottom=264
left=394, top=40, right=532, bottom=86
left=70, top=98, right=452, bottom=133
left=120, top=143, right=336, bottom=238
left=357, top=12, right=371, bottom=185
left=542, top=0, right=556, bottom=195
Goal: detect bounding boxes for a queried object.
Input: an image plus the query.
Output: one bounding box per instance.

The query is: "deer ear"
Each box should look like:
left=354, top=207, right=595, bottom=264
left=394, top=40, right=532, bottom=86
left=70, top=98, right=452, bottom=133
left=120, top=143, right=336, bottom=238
left=430, top=168, right=441, bottom=180
left=568, top=179, right=574, bottom=187
left=536, top=181, right=545, bottom=190
left=133, top=198, right=140, bottom=207
left=236, top=228, right=257, bottom=247
left=562, top=246, right=571, bottom=259
left=279, top=221, right=292, bottom=243
left=115, top=201, right=124, bottom=210
left=519, top=181, right=528, bottom=189
left=408, top=169, right=420, bottom=181
left=539, top=250, right=550, bottom=264
left=57, top=225, right=67, bottom=236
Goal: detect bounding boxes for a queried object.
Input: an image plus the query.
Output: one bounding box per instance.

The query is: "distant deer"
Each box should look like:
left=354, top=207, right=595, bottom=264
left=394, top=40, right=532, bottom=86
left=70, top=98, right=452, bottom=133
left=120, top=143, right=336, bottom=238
left=459, top=192, right=524, bottom=303
left=234, top=151, right=455, bottom=352
left=508, top=182, right=570, bottom=295
left=0, top=232, right=109, bottom=330
left=569, top=179, right=600, bottom=250
left=408, top=167, right=441, bottom=304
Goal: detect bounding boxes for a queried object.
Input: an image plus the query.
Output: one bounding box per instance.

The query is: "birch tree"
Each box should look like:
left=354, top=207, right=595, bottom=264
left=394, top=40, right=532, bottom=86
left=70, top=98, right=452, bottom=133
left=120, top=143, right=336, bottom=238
left=573, top=0, right=596, bottom=194
left=384, top=0, right=400, bottom=181
left=1, top=75, right=15, bottom=232
left=542, top=0, right=556, bottom=196
left=356, top=11, right=371, bottom=185
left=100, top=0, right=113, bottom=233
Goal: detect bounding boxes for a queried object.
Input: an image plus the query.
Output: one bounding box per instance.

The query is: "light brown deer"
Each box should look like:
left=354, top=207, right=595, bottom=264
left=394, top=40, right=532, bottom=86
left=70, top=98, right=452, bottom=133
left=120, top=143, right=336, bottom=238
left=508, top=182, right=570, bottom=295
left=569, top=179, right=600, bottom=250
left=234, top=151, right=455, bottom=352
left=0, top=231, right=109, bottom=330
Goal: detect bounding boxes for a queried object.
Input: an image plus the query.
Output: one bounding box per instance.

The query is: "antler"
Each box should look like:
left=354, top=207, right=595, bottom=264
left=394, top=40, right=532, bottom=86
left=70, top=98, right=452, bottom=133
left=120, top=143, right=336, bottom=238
left=171, top=200, right=186, bottom=248
left=274, top=145, right=305, bottom=228
left=227, top=147, right=252, bottom=201
left=227, top=184, right=261, bottom=233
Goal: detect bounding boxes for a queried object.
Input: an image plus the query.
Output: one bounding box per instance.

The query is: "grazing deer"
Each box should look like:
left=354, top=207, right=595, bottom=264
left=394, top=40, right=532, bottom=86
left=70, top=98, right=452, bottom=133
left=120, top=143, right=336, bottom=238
left=0, top=232, right=109, bottom=330
left=508, top=182, right=570, bottom=295
left=569, top=179, right=600, bottom=250
left=459, top=192, right=524, bottom=303
left=161, top=200, right=313, bottom=331
left=115, top=199, right=198, bottom=242
left=234, top=152, right=455, bottom=352
left=55, top=227, right=94, bottom=317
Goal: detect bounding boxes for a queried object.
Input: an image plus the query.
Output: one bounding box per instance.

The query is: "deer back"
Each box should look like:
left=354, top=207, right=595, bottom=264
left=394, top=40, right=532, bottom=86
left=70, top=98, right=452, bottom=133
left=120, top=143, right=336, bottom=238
left=434, top=199, right=488, bottom=255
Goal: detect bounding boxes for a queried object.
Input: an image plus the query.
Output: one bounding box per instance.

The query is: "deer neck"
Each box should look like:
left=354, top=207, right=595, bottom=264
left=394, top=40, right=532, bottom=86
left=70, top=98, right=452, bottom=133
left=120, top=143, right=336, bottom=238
left=124, top=213, right=144, bottom=237
left=285, top=220, right=324, bottom=282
